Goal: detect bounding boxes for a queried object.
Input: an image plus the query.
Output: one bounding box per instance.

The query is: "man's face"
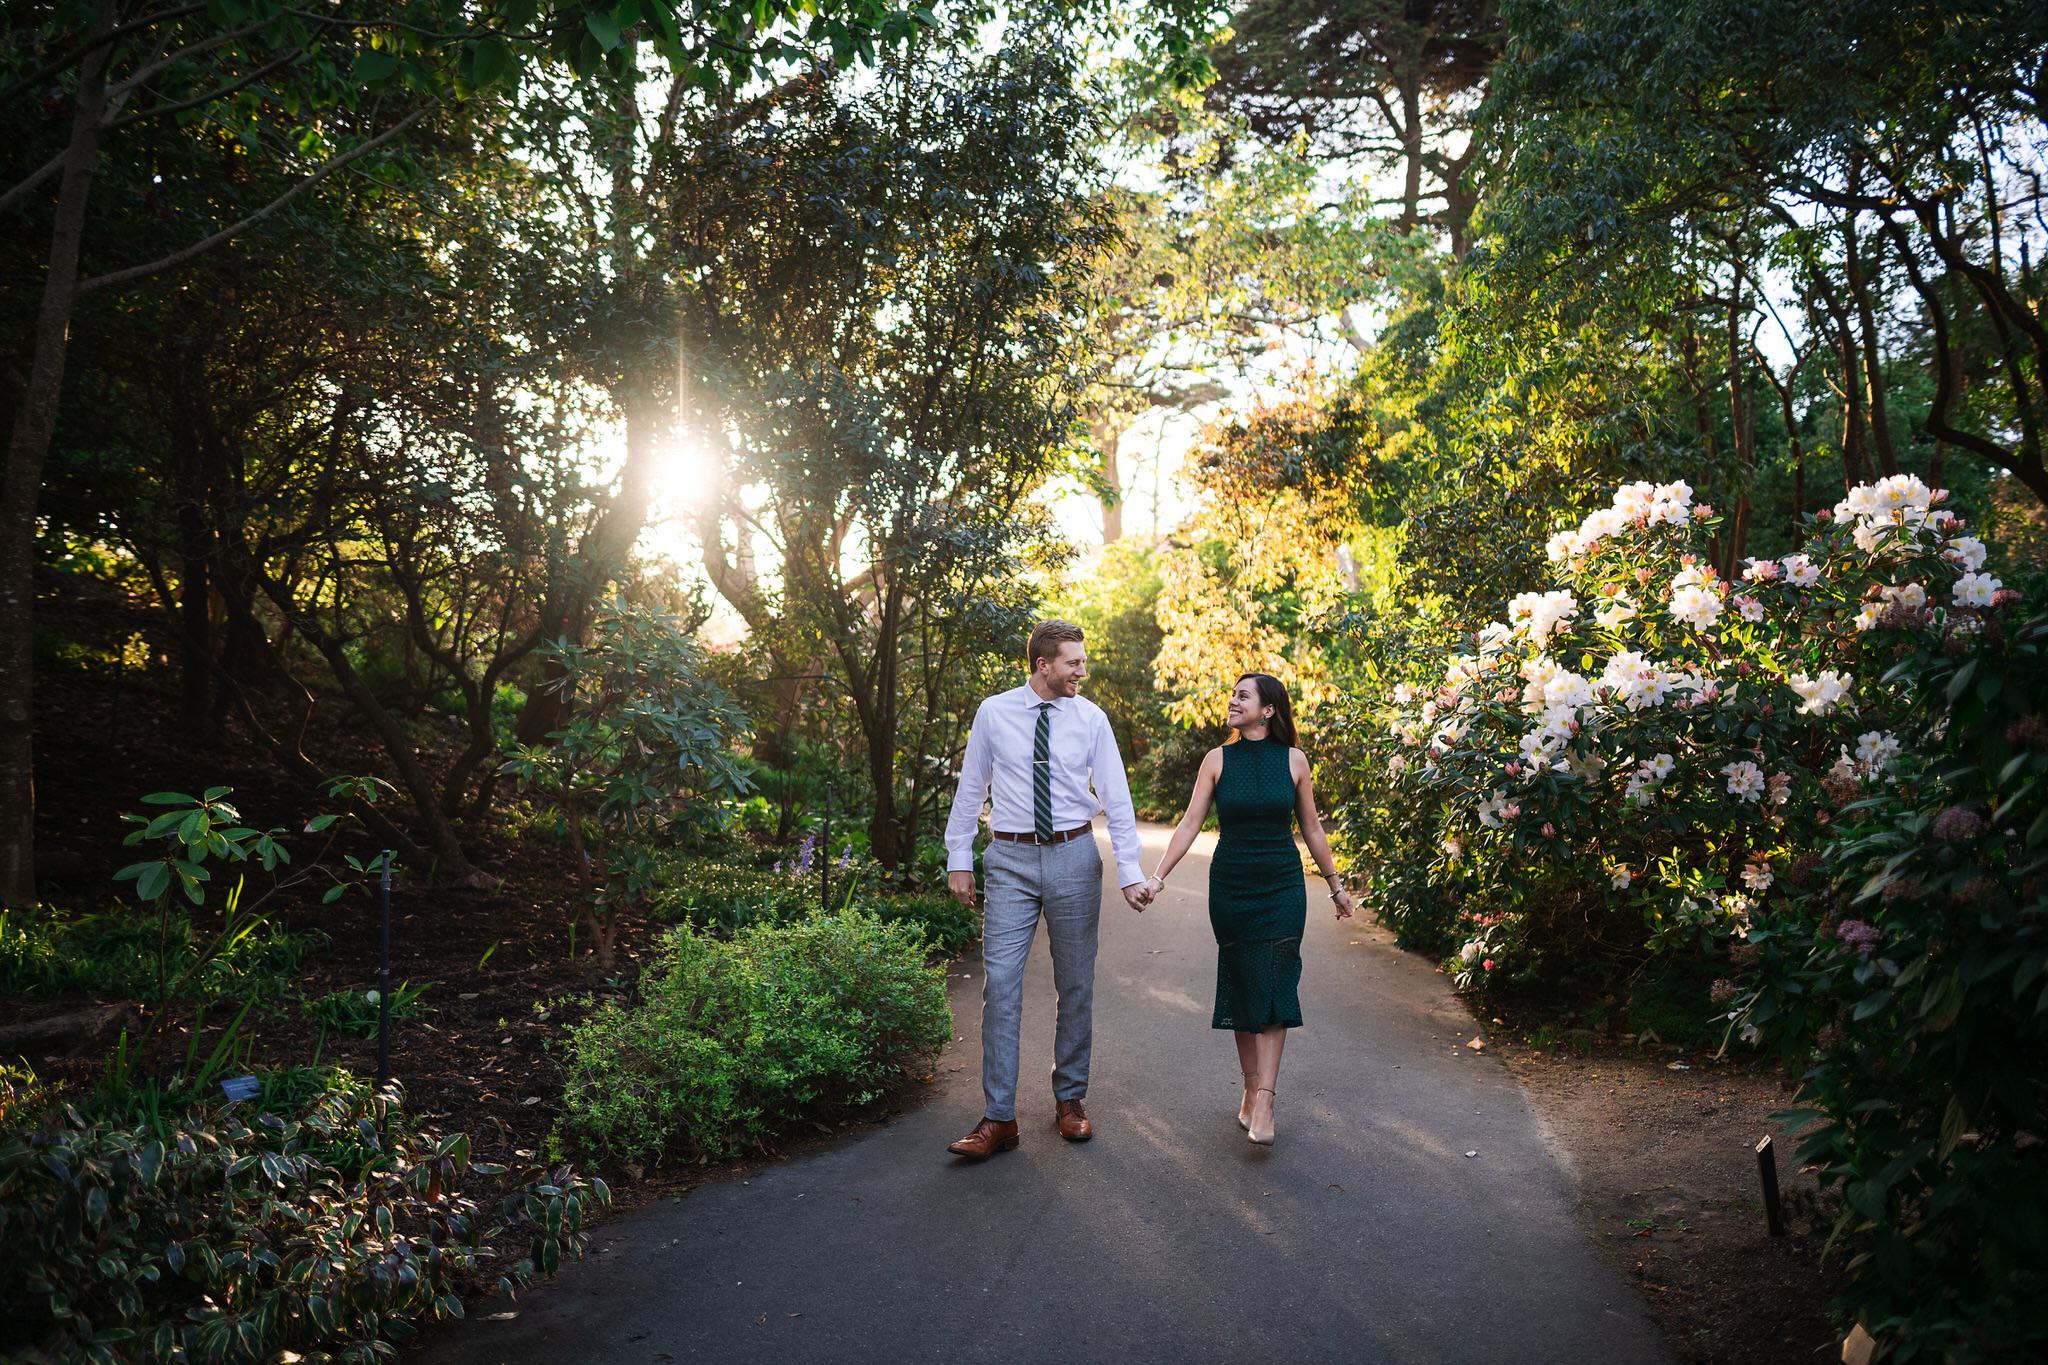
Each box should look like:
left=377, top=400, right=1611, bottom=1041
left=1039, top=641, right=1087, bottom=697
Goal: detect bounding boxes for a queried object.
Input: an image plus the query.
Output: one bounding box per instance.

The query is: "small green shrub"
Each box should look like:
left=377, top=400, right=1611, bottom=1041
left=648, top=856, right=813, bottom=934
left=861, top=890, right=981, bottom=954
left=555, top=911, right=952, bottom=1163
left=0, top=1076, right=607, bottom=1364
left=650, top=854, right=979, bottom=951
left=303, top=981, right=433, bottom=1039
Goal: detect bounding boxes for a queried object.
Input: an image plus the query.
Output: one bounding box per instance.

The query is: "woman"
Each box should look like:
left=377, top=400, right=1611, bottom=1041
left=1142, top=672, right=1355, bottom=1145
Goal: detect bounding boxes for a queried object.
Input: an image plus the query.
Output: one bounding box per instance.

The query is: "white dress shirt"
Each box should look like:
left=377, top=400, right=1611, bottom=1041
left=945, top=683, right=1145, bottom=888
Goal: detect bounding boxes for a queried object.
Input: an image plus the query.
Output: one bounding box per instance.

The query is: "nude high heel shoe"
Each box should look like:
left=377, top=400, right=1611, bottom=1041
left=1247, top=1087, right=1276, bottom=1145
left=1238, top=1072, right=1258, bottom=1130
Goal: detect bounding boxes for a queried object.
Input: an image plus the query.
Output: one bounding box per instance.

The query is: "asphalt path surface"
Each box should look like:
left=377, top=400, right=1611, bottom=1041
left=416, top=822, right=1671, bottom=1365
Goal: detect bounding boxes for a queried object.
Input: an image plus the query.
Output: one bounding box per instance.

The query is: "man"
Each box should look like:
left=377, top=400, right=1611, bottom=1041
left=943, top=619, right=1151, bottom=1160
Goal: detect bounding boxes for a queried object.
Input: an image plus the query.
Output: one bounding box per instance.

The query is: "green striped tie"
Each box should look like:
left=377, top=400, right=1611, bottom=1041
left=1033, top=702, right=1054, bottom=840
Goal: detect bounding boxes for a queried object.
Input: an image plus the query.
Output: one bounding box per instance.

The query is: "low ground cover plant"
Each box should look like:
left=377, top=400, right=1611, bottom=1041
left=0, top=1070, right=606, bottom=1364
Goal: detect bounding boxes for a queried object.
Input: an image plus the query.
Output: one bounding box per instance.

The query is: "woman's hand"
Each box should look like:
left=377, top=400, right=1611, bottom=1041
left=1331, top=887, right=1357, bottom=920
left=1144, top=873, right=1166, bottom=899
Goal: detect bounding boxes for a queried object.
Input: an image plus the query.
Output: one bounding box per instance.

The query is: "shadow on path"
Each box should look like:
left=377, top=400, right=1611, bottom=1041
left=414, top=822, right=1670, bottom=1365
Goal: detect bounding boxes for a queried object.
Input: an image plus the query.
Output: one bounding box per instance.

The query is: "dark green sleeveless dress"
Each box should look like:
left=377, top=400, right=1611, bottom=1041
left=1209, top=735, right=1306, bottom=1031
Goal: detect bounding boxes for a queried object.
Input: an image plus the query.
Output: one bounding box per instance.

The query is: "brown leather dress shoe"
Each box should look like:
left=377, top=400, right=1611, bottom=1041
left=946, top=1117, right=1020, bottom=1159
left=1054, top=1098, right=1093, bottom=1142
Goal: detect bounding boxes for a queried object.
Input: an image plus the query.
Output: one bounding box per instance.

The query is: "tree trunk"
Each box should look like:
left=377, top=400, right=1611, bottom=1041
left=1842, top=195, right=1898, bottom=477
left=1397, top=67, right=1423, bottom=235
left=513, top=385, right=660, bottom=744
left=0, top=19, right=111, bottom=906
left=1098, top=419, right=1123, bottom=543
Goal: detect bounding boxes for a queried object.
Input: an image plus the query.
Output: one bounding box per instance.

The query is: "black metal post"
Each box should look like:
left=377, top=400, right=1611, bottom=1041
left=376, top=853, right=393, bottom=1091
left=1755, top=1134, right=1785, bottom=1236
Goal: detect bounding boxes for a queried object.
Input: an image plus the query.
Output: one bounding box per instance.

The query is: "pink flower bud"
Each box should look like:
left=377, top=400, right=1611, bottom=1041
left=1816, top=508, right=1833, bottom=523
left=1694, top=505, right=1714, bottom=519
left=1541, top=822, right=1556, bottom=837
left=1483, top=958, right=1495, bottom=971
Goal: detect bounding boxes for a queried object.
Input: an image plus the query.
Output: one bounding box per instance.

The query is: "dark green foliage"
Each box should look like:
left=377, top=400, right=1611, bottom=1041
left=0, top=905, right=316, bottom=1009
left=0, top=1072, right=607, bottom=1365
left=302, top=982, right=434, bottom=1041
left=1738, top=598, right=2048, bottom=1359
left=555, top=913, right=952, bottom=1163
left=859, top=892, right=982, bottom=957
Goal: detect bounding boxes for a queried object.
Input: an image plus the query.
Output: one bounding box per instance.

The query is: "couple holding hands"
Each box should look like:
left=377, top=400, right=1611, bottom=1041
left=942, top=619, right=1355, bottom=1158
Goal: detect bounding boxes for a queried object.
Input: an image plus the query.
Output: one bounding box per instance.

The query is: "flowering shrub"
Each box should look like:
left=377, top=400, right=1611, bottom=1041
left=1729, top=601, right=2048, bottom=1361
left=1359, top=474, right=2007, bottom=991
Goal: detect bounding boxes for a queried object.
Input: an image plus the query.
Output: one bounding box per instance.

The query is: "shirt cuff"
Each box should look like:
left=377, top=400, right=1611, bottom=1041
left=1116, top=861, right=1145, bottom=888
left=947, top=848, right=975, bottom=874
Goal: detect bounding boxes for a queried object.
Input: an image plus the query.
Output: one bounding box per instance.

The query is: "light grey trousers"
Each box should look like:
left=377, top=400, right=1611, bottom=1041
left=978, top=833, right=1103, bottom=1123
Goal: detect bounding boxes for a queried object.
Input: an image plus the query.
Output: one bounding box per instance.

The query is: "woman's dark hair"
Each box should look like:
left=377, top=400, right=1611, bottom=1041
left=1237, top=672, right=1298, bottom=749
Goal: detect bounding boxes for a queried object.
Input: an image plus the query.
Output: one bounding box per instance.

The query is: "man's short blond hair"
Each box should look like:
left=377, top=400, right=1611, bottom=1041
left=1027, top=619, right=1085, bottom=671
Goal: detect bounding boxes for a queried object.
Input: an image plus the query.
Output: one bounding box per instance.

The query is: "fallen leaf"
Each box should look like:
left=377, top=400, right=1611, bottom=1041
left=1464, top=1150, right=1478, bottom=1158
left=1466, top=1037, right=1486, bottom=1051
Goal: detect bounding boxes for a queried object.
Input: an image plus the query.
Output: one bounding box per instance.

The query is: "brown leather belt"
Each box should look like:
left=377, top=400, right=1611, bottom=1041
left=990, top=824, right=1093, bottom=846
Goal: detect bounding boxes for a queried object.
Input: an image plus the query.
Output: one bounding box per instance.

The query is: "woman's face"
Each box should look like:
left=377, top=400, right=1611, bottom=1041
left=1226, top=678, right=1270, bottom=731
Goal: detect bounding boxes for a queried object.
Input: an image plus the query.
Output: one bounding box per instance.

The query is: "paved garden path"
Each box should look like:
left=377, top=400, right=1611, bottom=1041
left=417, top=823, right=1671, bottom=1364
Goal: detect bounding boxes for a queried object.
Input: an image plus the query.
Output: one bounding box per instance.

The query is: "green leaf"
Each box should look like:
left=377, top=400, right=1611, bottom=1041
left=1946, top=658, right=1979, bottom=704
left=585, top=12, right=623, bottom=49
left=139, top=792, right=198, bottom=806
left=353, top=50, right=400, bottom=83
left=1852, top=988, right=1891, bottom=1021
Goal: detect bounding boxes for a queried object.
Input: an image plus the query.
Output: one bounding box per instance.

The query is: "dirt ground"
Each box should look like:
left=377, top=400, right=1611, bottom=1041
left=1487, top=1030, right=1844, bottom=1365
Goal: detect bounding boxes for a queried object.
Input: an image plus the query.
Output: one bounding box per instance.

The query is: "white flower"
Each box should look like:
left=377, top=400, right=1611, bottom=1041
left=1780, top=553, right=1821, bottom=587
left=1723, top=760, right=1766, bottom=802
left=1610, top=866, right=1632, bottom=890
left=1739, top=1022, right=1761, bottom=1045
left=1789, top=670, right=1851, bottom=716
left=1387, top=755, right=1409, bottom=776
left=1945, top=536, right=1988, bottom=573
left=1594, top=596, right=1638, bottom=630
left=1508, top=590, right=1581, bottom=648
left=1460, top=941, right=1483, bottom=965
left=1669, top=584, right=1724, bottom=631
left=1442, top=837, right=1463, bottom=859
left=1885, top=582, right=1927, bottom=610
left=1477, top=621, right=1515, bottom=659
left=1600, top=651, right=1672, bottom=711
left=1651, top=480, right=1694, bottom=525
left=1741, top=862, right=1774, bottom=892
left=1624, top=775, right=1655, bottom=808
left=1645, top=752, right=1676, bottom=780
left=1954, top=571, right=2001, bottom=608
left=1392, top=683, right=1418, bottom=705
left=1854, top=604, right=1883, bottom=632
left=1518, top=731, right=1561, bottom=771
left=1854, top=730, right=1901, bottom=770
left=1835, top=475, right=1947, bottom=556
left=1742, top=558, right=1781, bottom=583
left=1476, top=789, right=1509, bottom=829
left=1735, top=595, right=1764, bottom=623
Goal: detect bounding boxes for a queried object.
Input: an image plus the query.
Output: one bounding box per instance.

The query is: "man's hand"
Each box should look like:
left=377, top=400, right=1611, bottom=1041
left=1121, top=882, right=1152, bottom=912
left=948, top=870, right=977, bottom=908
